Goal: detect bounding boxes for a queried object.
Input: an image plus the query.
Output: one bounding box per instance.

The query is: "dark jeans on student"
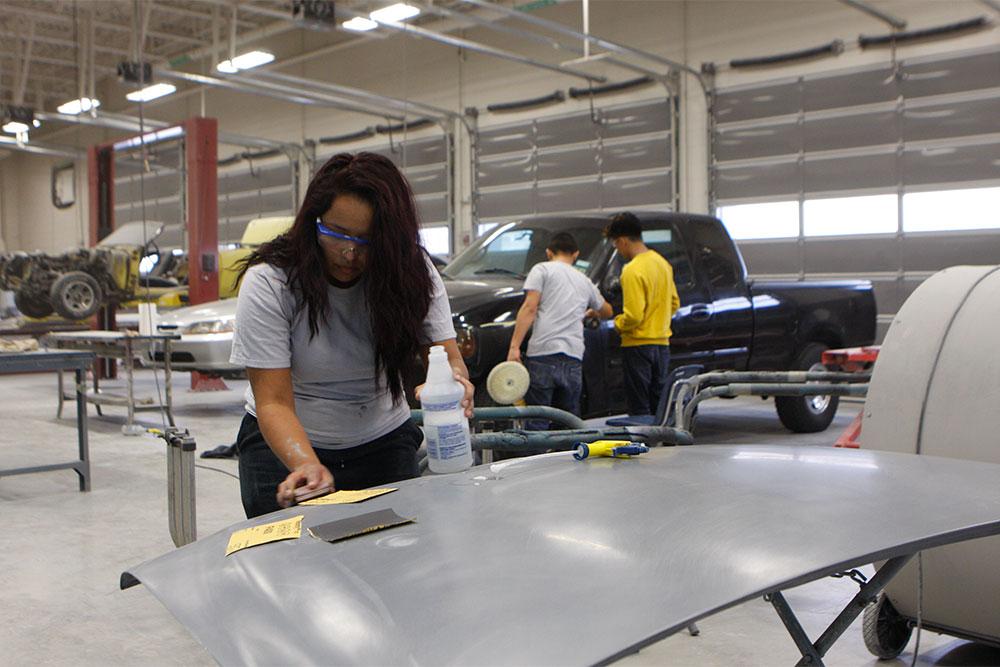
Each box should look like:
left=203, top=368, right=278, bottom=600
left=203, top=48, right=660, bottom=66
left=622, top=344, right=671, bottom=417
left=524, top=353, right=583, bottom=430
left=235, top=413, right=422, bottom=518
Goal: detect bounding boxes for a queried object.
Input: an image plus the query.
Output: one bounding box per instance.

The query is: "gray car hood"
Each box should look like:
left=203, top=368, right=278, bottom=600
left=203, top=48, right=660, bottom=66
left=122, top=445, right=1000, bottom=666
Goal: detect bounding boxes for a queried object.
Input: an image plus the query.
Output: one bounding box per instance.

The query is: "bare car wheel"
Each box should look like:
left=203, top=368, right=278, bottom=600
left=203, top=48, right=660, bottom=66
left=49, top=271, right=104, bottom=320
left=14, top=290, right=54, bottom=319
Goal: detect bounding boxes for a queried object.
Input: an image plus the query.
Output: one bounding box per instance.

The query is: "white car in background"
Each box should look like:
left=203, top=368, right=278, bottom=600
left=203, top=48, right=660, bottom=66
left=145, top=251, right=449, bottom=378
left=147, top=298, right=241, bottom=377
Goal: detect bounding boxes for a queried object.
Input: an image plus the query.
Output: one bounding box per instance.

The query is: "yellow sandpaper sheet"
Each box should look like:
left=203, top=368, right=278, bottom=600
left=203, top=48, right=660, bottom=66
left=226, top=515, right=303, bottom=556
left=300, top=488, right=397, bottom=506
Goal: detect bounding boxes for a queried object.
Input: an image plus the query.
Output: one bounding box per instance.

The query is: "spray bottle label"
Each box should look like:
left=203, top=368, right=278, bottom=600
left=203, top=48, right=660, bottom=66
left=426, top=422, right=470, bottom=461
left=422, top=399, right=461, bottom=412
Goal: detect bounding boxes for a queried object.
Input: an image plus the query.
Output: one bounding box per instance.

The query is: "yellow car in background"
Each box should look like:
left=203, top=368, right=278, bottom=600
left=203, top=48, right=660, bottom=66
left=217, top=216, right=294, bottom=298
left=124, top=215, right=294, bottom=312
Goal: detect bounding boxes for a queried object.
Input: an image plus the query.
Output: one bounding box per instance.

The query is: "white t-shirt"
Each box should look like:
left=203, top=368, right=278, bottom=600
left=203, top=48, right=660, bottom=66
left=230, top=255, right=455, bottom=448
left=523, top=260, right=604, bottom=361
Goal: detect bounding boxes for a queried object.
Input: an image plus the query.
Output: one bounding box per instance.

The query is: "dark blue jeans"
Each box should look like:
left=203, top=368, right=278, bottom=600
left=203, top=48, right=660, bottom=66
left=622, top=345, right=671, bottom=417
left=524, top=353, right=583, bottom=429
left=236, top=413, right=422, bottom=518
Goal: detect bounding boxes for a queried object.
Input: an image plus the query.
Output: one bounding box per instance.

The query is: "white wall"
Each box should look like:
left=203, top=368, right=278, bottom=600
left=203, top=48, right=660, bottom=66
left=1, top=0, right=995, bottom=252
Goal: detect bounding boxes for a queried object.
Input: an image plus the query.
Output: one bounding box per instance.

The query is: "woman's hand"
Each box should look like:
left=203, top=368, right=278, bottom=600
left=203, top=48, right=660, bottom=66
left=456, top=373, right=475, bottom=418
left=414, top=372, right=475, bottom=418
left=276, top=462, right=335, bottom=508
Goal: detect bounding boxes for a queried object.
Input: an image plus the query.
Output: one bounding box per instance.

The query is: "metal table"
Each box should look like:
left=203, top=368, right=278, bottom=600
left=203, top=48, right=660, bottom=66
left=122, top=445, right=1000, bottom=666
left=43, top=331, right=180, bottom=433
left=0, top=350, right=93, bottom=491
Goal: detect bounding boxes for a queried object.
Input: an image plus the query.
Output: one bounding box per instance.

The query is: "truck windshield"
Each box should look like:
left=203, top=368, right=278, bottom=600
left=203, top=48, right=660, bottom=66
left=444, top=223, right=607, bottom=280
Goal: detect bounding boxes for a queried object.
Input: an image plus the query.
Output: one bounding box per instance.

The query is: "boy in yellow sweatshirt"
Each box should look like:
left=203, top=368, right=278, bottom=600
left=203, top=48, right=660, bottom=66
left=606, top=212, right=680, bottom=416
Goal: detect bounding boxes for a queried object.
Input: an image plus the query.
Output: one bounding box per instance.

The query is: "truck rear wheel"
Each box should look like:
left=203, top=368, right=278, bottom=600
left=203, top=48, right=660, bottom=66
left=14, top=290, right=54, bottom=319
left=775, top=342, right=839, bottom=433
left=50, top=271, right=103, bottom=320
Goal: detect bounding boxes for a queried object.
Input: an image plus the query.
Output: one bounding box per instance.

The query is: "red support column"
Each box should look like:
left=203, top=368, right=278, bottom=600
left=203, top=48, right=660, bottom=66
left=87, top=144, right=114, bottom=246
left=183, top=118, right=226, bottom=391
left=88, top=143, right=117, bottom=378
left=184, top=117, right=219, bottom=306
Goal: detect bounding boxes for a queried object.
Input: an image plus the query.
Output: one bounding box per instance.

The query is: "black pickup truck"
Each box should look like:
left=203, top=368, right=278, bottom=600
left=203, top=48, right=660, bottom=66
left=441, top=212, right=876, bottom=432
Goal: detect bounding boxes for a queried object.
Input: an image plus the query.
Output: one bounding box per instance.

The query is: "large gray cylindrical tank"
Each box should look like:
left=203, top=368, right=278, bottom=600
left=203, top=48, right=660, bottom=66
left=863, top=265, right=1000, bottom=644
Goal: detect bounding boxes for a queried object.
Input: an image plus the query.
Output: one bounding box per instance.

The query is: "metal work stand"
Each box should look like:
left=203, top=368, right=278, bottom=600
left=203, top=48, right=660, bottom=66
left=44, top=331, right=180, bottom=434
left=150, top=427, right=197, bottom=548
left=0, top=350, right=94, bottom=491
left=765, top=554, right=914, bottom=666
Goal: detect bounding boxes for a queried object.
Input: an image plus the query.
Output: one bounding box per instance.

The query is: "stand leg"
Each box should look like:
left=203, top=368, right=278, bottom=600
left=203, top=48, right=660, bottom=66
left=75, top=367, right=91, bottom=492
left=765, top=553, right=916, bottom=667
left=57, top=370, right=65, bottom=418
left=122, top=340, right=140, bottom=435
left=164, top=340, right=175, bottom=427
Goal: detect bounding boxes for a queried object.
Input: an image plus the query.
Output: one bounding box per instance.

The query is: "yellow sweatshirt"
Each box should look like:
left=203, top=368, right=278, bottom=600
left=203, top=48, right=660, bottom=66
left=614, top=250, right=680, bottom=347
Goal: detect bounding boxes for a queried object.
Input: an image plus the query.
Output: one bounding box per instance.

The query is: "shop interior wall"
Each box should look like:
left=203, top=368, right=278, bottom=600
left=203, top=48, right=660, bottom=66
left=0, top=0, right=995, bottom=255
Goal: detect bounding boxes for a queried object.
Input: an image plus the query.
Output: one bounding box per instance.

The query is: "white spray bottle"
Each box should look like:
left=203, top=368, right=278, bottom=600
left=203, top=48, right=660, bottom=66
left=421, top=345, right=473, bottom=474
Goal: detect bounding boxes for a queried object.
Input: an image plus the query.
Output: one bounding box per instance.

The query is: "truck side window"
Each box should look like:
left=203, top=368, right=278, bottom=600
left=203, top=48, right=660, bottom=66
left=643, top=227, right=693, bottom=287
left=688, top=221, right=742, bottom=290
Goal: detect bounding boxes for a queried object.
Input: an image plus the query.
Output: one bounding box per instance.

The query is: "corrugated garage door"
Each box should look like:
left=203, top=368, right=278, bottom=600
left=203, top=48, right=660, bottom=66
left=711, top=46, right=1000, bottom=342
left=475, top=97, right=675, bottom=236
left=114, top=141, right=298, bottom=246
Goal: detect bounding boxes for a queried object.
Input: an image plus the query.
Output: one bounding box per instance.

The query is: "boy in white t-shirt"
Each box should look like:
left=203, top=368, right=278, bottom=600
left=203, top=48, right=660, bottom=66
left=507, top=232, right=613, bottom=421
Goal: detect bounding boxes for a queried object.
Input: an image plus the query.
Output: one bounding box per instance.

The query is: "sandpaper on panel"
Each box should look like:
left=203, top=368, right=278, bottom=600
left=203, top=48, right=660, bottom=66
left=307, top=509, right=414, bottom=543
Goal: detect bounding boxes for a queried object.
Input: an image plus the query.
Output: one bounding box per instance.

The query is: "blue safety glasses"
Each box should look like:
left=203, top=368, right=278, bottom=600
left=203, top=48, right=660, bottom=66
left=315, top=218, right=371, bottom=248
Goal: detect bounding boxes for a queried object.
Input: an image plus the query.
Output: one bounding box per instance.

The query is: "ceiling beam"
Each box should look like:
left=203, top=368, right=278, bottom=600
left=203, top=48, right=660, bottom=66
left=155, top=68, right=410, bottom=122
left=203, top=0, right=605, bottom=83
left=150, top=2, right=257, bottom=29
left=1, top=4, right=207, bottom=49
left=0, top=135, right=84, bottom=158
left=245, top=70, right=458, bottom=121
left=412, top=0, right=662, bottom=79
left=0, top=27, right=131, bottom=58
left=458, top=0, right=702, bottom=87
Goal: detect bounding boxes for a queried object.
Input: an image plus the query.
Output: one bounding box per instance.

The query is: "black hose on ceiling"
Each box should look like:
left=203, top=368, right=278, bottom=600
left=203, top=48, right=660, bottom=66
left=486, top=90, right=565, bottom=113
left=317, top=128, right=376, bottom=144
left=374, top=118, right=435, bottom=134
left=858, top=16, right=989, bottom=48
left=729, top=40, right=844, bottom=68
left=568, top=76, right=655, bottom=98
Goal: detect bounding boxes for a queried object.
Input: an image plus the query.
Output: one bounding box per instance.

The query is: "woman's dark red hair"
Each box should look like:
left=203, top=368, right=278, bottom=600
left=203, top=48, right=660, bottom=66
left=239, top=152, right=434, bottom=403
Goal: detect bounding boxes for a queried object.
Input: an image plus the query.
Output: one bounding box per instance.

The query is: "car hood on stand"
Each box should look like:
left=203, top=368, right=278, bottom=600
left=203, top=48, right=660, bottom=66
left=156, top=299, right=238, bottom=328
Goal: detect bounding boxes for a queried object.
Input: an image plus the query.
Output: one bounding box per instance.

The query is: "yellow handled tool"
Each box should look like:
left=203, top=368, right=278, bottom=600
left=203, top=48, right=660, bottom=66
left=573, top=440, right=649, bottom=460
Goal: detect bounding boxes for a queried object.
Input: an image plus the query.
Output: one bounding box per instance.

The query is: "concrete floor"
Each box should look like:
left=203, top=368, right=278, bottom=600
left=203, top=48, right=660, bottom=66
left=2, top=368, right=998, bottom=666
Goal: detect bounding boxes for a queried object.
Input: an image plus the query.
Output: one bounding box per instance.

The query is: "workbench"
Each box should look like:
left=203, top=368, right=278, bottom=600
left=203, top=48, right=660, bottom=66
left=43, top=331, right=181, bottom=434
left=0, top=350, right=93, bottom=491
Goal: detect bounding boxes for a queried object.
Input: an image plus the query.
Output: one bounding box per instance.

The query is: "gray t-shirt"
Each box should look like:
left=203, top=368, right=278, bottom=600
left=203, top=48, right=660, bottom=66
left=230, top=255, right=455, bottom=449
left=523, top=260, right=604, bottom=360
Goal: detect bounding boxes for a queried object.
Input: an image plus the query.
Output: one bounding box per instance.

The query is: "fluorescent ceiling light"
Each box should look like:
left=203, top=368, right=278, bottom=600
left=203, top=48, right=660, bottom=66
left=125, top=83, right=177, bottom=103
left=2, top=121, right=30, bottom=134
left=370, top=3, right=420, bottom=23
left=57, top=97, right=101, bottom=115
left=112, top=125, right=184, bottom=151
left=216, top=50, right=275, bottom=73
left=343, top=16, right=378, bottom=31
